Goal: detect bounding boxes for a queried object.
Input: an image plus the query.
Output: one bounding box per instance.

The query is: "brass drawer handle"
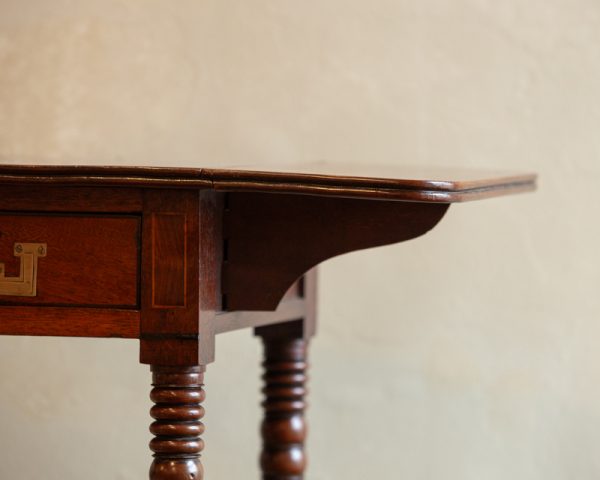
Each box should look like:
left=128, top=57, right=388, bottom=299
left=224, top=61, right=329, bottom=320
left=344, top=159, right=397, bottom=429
left=0, top=243, right=47, bottom=297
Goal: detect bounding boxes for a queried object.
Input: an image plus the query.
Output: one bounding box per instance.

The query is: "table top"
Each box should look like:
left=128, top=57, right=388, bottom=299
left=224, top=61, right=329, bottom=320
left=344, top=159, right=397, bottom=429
left=0, top=162, right=536, bottom=202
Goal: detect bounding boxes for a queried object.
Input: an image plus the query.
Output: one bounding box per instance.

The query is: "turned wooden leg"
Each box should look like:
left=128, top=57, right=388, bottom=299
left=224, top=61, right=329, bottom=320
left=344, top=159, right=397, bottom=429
left=258, top=329, right=309, bottom=480
left=149, top=365, right=206, bottom=480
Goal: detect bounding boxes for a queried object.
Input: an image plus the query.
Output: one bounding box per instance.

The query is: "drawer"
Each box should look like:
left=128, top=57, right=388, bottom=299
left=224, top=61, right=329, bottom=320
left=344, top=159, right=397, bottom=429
left=0, top=214, right=140, bottom=307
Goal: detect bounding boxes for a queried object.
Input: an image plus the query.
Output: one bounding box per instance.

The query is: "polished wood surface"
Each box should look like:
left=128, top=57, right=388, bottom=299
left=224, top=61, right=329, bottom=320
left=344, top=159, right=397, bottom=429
left=0, top=163, right=536, bottom=202
left=0, top=214, right=139, bottom=307
left=0, top=187, right=143, bottom=337
left=149, top=365, right=206, bottom=480
left=0, top=163, right=536, bottom=479
left=256, top=322, right=311, bottom=480
left=206, top=164, right=536, bottom=202
left=223, top=193, right=448, bottom=310
left=0, top=306, right=139, bottom=338
left=140, top=190, right=206, bottom=367
left=0, top=185, right=143, bottom=212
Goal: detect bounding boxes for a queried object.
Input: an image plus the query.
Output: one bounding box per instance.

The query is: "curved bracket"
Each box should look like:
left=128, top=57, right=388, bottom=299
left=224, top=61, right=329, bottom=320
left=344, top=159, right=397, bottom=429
left=0, top=243, right=47, bottom=297
left=222, top=193, right=449, bottom=311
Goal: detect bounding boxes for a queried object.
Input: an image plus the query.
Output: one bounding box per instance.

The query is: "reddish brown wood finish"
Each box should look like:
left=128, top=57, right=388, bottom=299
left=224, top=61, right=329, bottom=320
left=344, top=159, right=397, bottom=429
left=0, top=185, right=143, bottom=212
left=0, top=214, right=140, bottom=307
left=139, top=190, right=221, bottom=366
left=223, top=193, right=448, bottom=310
left=216, top=271, right=316, bottom=335
left=150, top=365, right=206, bottom=480
left=205, top=166, right=536, bottom=202
left=256, top=322, right=310, bottom=480
left=0, top=163, right=536, bottom=202
left=0, top=186, right=144, bottom=337
left=0, top=164, right=536, bottom=479
left=152, top=214, right=187, bottom=307
left=0, top=306, right=139, bottom=338
left=216, top=298, right=306, bottom=334
left=140, top=189, right=201, bottom=366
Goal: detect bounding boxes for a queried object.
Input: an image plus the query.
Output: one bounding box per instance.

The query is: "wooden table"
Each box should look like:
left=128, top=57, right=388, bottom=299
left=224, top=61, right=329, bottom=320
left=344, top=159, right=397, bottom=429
left=0, top=163, right=536, bottom=479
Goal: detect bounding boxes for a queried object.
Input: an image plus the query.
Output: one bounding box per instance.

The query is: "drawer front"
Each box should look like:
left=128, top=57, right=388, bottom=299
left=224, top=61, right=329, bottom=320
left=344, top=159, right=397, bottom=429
left=0, top=214, right=140, bottom=307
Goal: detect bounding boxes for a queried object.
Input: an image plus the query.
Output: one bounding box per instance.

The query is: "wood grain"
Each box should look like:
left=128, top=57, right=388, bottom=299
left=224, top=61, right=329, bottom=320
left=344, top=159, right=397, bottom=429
left=215, top=298, right=306, bottom=334
left=0, top=214, right=140, bottom=307
left=0, top=164, right=537, bottom=479
left=140, top=190, right=220, bottom=366
left=140, top=190, right=201, bottom=366
left=0, top=163, right=536, bottom=203
left=0, top=187, right=143, bottom=339
left=256, top=322, right=310, bottom=480
left=223, top=192, right=448, bottom=310
left=152, top=214, right=186, bottom=308
left=0, top=186, right=143, bottom=212
left=149, top=365, right=206, bottom=480
left=0, top=306, right=139, bottom=338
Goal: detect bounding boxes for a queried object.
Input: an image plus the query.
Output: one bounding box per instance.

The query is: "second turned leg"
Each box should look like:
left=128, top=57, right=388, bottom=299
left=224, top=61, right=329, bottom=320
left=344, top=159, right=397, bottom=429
left=149, top=365, right=206, bottom=480
left=257, top=324, right=309, bottom=480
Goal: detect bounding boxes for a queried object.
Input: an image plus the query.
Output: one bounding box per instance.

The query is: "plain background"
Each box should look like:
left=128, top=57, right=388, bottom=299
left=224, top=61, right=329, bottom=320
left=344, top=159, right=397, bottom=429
left=1, top=1, right=599, bottom=479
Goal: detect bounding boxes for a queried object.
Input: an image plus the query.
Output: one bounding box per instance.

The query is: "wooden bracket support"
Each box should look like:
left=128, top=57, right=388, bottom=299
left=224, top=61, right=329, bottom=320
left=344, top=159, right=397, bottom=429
left=222, top=192, right=449, bottom=311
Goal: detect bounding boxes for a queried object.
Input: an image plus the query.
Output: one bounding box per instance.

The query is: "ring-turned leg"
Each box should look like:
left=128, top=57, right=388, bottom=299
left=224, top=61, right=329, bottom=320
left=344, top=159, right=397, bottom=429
left=257, top=324, right=309, bottom=480
left=149, top=365, right=206, bottom=480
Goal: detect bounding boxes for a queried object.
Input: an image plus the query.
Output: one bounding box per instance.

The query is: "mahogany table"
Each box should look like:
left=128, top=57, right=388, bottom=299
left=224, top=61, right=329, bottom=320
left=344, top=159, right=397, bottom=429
left=0, top=163, right=536, bottom=479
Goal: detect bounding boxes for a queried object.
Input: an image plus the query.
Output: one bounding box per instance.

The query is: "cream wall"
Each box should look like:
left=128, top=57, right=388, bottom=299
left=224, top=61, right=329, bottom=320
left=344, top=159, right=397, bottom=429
left=0, top=1, right=599, bottom=479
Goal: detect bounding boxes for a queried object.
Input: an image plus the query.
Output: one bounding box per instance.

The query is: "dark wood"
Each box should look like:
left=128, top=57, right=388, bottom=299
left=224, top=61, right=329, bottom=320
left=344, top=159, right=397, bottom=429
left=140, top=189, right=221, bottom=366
left=0, top=306, right=139, bottom=338
left=0, top=165, right=213, bottom=189
left=140, top=190, right=202, bottom=366
left=0, top=185, right=143, bottom=212
left=0, top=163, right=536, bottom=202
left=0, top=214, right=140, bottom=307
left=0, top=186, right=145, bottom=338
left=256, top=321, right=310, bottom=480
left=149, top=365, right=206, bottom=480
left=0, top=163, right=536, bottom=479
left=152, top=214, right=187, bottom=307
left=215, top=298, right=306, bottom=334
left=205, top=165, right=536, bottom=202
left=223, top=193, right=448, bottom=310
left=196, top=191, right=223, bottom=359
left=216, top=271, right=316, bottom=335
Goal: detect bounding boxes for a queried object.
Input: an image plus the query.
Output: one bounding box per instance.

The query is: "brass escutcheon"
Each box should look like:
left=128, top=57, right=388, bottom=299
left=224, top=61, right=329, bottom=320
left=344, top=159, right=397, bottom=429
left=0, top=243, right=47, bottom=297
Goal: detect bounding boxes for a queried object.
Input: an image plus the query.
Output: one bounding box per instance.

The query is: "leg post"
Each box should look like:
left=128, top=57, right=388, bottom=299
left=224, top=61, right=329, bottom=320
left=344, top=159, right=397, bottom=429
left=257, top=324, right=309, bottom=480
left=149, top=365, right=206, bottom=480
